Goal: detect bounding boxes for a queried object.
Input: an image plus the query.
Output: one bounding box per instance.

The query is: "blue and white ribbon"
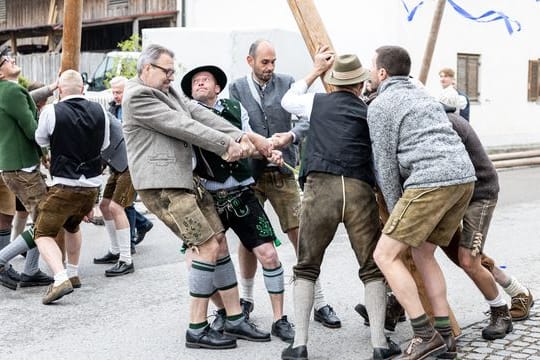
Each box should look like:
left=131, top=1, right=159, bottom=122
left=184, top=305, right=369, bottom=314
left=400, top=0, right=523, bottom=34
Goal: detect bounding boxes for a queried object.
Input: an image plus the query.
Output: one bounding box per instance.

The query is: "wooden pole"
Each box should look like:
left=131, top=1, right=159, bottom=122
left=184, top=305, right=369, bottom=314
left=60, top=0, right=83, bottom=72
left=286, top=0, right=335, bottom=92
left=418, top=0, right=446, bottom=84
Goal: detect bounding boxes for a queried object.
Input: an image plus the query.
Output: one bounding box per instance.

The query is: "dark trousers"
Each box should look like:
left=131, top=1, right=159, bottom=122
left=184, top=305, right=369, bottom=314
left=125, top=204, right=150, bottom=243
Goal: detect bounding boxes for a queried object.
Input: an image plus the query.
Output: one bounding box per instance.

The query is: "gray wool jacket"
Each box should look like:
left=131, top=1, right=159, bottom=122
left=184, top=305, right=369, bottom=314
left=122, top=78, right=243, bottom=191
left=367, top=76, right=476, bottom=212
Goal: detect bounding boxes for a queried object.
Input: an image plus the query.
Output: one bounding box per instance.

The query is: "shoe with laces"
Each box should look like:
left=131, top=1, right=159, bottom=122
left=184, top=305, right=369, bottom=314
left=314, top=304, right=341, bottom=328
left=210, top=308, right=226, bottom=333
left=0, top=265, right=18, bottom=290
left=272, top=315, right=295, bottom=342
left=510, top=289, right=534, bottom=321
left=240, top=298, right=254, bottom=320
left=394, top=332, right=447, bottom=360
left=223, top=317, right=271, bottom=342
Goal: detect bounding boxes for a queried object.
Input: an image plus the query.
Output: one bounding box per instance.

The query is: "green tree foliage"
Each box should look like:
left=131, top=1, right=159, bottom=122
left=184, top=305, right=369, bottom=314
left=104, top=34, right=142, bottom=88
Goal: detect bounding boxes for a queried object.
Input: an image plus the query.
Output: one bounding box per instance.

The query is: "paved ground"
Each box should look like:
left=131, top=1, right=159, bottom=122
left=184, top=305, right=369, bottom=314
left=1, top=166, right=540, bottom=360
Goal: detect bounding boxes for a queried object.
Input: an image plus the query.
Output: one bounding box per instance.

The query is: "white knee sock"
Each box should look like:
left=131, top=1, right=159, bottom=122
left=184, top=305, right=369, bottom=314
left=365, top=280, right=389, bottom=349
left=105, top=220, right=119, bottom=254
left=293, top=278, right=315, bottom=348
left=503, top=276, right=529, bottom=297
left=313, top=278, right=326, bottom=311
left=117, top=228, right=132, bottom=264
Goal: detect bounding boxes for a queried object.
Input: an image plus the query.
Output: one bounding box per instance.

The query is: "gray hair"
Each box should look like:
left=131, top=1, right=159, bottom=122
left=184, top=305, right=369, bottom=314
left=109, top=76, right=127, bottom=87
left=137, top=44, right=175, bottom=75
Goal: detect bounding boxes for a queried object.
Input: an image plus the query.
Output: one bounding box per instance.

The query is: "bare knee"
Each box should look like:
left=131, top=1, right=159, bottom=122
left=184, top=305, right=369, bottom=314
left=255, top=244, right=280, bottom=268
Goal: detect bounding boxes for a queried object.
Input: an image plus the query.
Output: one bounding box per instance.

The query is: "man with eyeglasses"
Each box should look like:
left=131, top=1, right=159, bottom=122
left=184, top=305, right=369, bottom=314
left=0, top=46, right=53, bottom=290
left=122, top=44, right=274, bottom=349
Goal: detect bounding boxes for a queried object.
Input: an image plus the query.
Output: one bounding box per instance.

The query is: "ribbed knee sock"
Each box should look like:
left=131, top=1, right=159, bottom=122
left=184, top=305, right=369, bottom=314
left=117, top=228, right=132, bottom=264
left=503, top=276, right=529, bottom=297
left=0, top=232, right=31, bottom=266
left=365, top=280, right=388, bottom=349
left=293, top=278, right=315, bottom=348
left=313, top=278, right=326, bottom=311
left=214, top=255, right=238, bottom=290
left=240, top=276, right=255, bottom=303
left=23, top=248, right=40, bottom=275
left=105, top=220, right=119, bottom=254
left=263, top=263, right=284, bottom=294
left=0, top=228, right=10, bottom=251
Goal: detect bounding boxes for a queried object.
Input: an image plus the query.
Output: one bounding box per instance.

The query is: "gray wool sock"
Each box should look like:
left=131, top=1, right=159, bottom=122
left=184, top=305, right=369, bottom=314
left=365, top=280, right=389, bottom=349
left=0, top=233, right=31, bottom=266
left=0, top=228, right=10, bottom=250
left=293, top=278, right=315, bottom=348
left=23, top=248, right=40, bottom=276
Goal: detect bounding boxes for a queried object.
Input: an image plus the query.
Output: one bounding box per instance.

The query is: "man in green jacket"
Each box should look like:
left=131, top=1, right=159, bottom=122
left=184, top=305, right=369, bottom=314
left=0, top=46, right=52, bottom=290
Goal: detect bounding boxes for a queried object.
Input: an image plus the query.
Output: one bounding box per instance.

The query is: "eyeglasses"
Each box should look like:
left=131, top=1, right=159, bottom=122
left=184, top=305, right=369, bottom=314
left=150, top=63, right=175, bottom=78
left=0, top=56, right=11, bottom=68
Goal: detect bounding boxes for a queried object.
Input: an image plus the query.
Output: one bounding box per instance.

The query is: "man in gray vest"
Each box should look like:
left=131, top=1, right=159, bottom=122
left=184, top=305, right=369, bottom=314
left=280, top=47, right=400, bottom=360
left=123, top=44, right=273, bottom=349
left=229, top=39, right=340, bottom=328
left=182, top=64, right=294, bottom=342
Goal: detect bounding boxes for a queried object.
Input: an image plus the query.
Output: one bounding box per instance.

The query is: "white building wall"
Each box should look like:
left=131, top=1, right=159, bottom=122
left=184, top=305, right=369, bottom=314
left=173, top=0, right=540, bottom=148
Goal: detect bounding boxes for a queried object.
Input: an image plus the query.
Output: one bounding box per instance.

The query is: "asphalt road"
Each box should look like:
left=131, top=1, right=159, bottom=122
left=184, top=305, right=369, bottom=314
left=1, top=166, right=540, bottom=360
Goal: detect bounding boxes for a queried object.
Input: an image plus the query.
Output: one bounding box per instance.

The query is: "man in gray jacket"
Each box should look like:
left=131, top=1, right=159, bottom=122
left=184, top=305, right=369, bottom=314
left=122, top=44, right=272, bottom=349
left=367, top=45, right=476, bottom=360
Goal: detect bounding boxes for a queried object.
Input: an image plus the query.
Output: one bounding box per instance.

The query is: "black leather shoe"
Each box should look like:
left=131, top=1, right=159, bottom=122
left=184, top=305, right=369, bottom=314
left=134, top=222, right=153, bottom=245
left=240, top=298, right=254, bottom=320
left=19, top=270, right=53, bottom=287
left=185, top=326, right=237, bottom=349
left=105, top=261, right=135, bottom=277
left=354, top=298, right=404, bottom=332
left=282, top=345, right=308, bottom=360
left=272, top=315, right=295, bottom=342
left=224, top=317, right=271, bottom=342
left=437, top=333, right=457, bottom=359
left=210, top=308, right=227, bottom=333
left=0, top=265, right=18, bottom=290
left=314, top=305, right=341, bottom=328
left=373, top=338, right=402, bottom=359
left=6, top=265, right=21, bottom=282
left=93, top=251, right=120, bottom=264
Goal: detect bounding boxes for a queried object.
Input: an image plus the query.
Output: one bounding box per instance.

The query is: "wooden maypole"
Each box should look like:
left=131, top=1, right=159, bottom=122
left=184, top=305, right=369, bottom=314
left=418, top=0, right=447, bottom=84
left=60, top=0, right=84, bottom=72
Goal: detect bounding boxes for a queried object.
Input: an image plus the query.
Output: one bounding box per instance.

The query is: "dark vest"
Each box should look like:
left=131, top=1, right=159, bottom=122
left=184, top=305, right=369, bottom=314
left=194, top=99, right=252, bottom=182
left=299, top=91, right=375, bottom=188
left=50, top=97, right=105, bottom=179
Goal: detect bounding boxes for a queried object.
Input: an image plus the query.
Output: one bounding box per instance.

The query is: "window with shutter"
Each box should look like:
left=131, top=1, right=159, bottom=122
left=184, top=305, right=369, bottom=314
left=457, top=53, right=480, bottom=102
left=528, top=60, right=540, bottom=102
left=0, top=0, right=6, bottom=23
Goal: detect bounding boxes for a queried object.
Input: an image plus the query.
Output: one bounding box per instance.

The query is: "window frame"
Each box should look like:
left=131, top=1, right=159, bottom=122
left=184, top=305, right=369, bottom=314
left=456, top=53, right=480, bottom=103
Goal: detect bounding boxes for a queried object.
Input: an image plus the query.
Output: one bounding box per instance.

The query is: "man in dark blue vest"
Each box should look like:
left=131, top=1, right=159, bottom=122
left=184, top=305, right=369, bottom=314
left=280, top=47, right=400, bottom=360
left=181, top=65, right=293, bottom=342
left=34, top=69, right=109, bottom=304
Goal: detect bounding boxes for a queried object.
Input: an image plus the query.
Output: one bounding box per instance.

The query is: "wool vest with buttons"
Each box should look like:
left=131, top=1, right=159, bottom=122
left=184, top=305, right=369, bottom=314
left=300, top=91, right=375, bottom=188
left=194, top=98, right=252, bottom=183
left=50, top=98, right=105, bottom=179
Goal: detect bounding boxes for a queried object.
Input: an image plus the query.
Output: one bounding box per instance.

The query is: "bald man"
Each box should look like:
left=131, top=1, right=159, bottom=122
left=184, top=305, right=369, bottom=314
left=34, top=69, right=110, bottom=304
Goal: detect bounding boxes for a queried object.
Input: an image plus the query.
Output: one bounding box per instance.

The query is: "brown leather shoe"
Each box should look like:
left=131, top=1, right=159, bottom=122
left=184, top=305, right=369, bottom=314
left=395, top=332, right=446, bottom=360
left=482, top=305, right=513, bottom=340
left=69, top=276, right=82, bottom=289
left=42, top=279, right=74, bottom=305
left=510, top=289, right=534, bottom=321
